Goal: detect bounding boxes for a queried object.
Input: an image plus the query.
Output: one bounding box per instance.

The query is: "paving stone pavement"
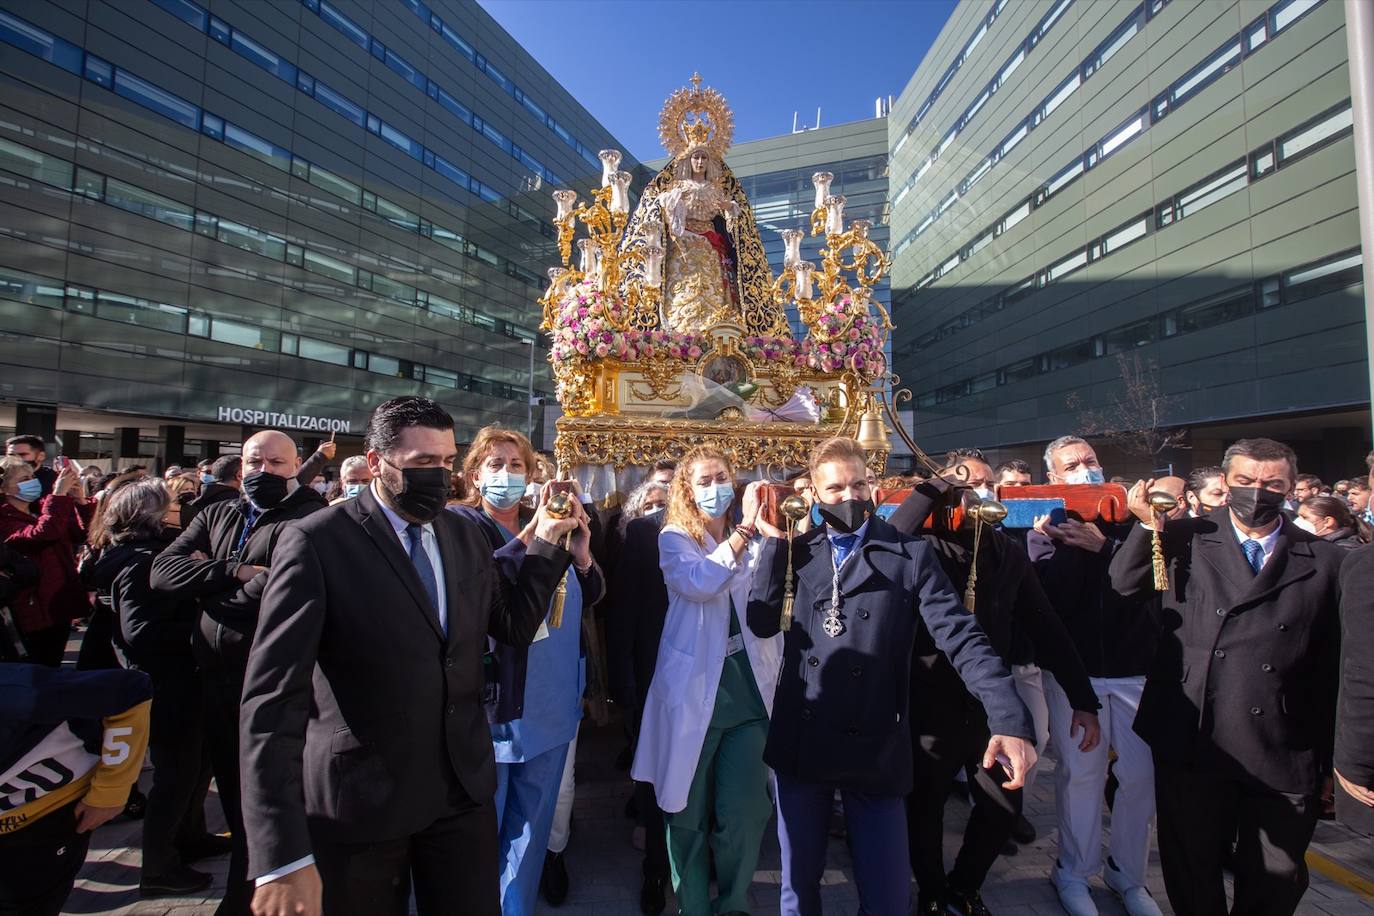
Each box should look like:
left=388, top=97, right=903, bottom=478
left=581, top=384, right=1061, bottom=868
left=62, top=715, right=1374, bottom=916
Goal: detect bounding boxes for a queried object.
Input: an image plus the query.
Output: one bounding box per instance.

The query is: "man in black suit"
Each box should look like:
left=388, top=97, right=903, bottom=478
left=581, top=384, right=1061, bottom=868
left=1112, top=437, right=1343, bottom=916
left=1335, top=544, right=1374, bottom=839
left=241, top=397, right=581, bottom=916
left=607, top=507, right=672, bottom=914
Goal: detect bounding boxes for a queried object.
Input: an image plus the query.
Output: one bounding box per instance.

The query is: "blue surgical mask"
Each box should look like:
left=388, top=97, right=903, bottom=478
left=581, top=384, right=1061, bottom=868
left=693, top=482, right=734, bottom=519
left=16, top=478, right=42, bottom=502
left=480, top=470, right=526, bottom=510
left=200, top=473, right=216, bottom=486
left=342, top=482, right=365, bottom=500
left=1063, top=467, right=1105, bottom=485
left=811, top=502, right=823, bottom=527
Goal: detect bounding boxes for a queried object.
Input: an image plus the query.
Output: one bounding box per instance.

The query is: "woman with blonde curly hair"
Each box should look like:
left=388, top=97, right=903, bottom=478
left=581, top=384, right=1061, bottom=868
left=631, top=444, right=782, bottom=915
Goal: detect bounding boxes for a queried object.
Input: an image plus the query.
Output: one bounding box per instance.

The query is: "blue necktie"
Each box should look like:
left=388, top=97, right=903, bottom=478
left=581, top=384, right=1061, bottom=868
left=405, top=523, right=443, bottom=631
left=832, top=533, right=858, bottom=566
left=1242, top=538, right=1264, bottom=575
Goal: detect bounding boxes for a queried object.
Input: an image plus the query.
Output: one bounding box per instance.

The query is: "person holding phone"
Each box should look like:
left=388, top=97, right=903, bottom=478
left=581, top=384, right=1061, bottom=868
left=448, top=426, right=603, bottom=916
left=632, top=444, right=782, bottom=916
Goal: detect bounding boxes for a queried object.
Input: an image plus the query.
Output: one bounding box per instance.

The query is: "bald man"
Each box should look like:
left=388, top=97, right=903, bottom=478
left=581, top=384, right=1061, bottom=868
left=152, top=429, right=329, bottom=913
left=1154, top=476, right=1188, bottom=521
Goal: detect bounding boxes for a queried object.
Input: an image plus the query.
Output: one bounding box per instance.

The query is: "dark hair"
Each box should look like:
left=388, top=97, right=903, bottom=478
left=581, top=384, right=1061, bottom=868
left=5, top=434, right=44, bottom=452
left=89, top=477, right=169, bottom=549
left=364, top=396, right=454, bottom=454
left=1221, top=438, right=1297, bottom=483
left=651, top=458, right=678, bottom=474
left=1296, top=473, right=1323, bottom=489
left=123, top=464, right=147, bottom=473
left=944, top=447, right=986, bottom=465
left=1351, top=478, right=1372, bottom=494
left=95, top=472, right=120, bottom=493
left=995, top=458, right=1031, bottom=476
left=1187, top=465, right=1224, bottom=494
left=210, top=455, right=242, bottom=482
left=1301, top=495, right=1354, bottom=528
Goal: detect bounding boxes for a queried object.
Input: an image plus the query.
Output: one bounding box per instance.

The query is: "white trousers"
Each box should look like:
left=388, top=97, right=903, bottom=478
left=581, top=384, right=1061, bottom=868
left=547, top=725, right=579, bottom=854
left=1012, top=664, right=1051, bottom=790
left=1044, top=674, right=1154, bottom=888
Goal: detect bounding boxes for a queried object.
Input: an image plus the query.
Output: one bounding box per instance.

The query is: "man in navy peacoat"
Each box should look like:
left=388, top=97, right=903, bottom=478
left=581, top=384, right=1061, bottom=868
left=749, top=437, right=1033, bottom=916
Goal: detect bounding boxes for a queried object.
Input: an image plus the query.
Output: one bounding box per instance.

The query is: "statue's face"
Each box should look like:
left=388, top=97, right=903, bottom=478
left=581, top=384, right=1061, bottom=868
left=690, top=149, right=708, bottom=176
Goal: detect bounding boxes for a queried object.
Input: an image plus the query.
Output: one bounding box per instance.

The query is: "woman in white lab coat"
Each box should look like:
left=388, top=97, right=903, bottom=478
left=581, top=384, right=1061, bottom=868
left=631, top=444, right=782, bottom=915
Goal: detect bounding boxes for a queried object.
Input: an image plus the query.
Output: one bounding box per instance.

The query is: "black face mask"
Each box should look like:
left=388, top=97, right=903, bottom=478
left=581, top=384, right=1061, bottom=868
left=1227, top=486, right=1284, bottom=528
left=818, top=497, right=873, bottom=534
left=383, top=463, right=450, bottom=523
left=242, top=471, right=289, bottom=509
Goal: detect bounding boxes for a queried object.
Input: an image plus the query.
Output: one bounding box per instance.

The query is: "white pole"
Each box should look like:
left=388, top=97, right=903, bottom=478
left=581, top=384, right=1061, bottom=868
left=524, top=338, right=535, bottom=440
left=1348, top=1, right=1374, bottom=428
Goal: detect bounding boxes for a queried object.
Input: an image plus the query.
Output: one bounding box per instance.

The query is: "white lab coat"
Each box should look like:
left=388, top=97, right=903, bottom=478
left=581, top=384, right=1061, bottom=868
left=631, top=524, right=783, bottom=814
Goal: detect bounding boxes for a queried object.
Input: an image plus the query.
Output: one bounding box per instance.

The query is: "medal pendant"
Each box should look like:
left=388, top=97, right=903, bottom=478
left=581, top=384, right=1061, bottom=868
left=823, top=615, right=845, bottom=638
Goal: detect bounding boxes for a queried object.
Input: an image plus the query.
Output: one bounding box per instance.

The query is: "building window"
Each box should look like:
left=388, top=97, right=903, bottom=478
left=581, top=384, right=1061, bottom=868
left=1277, top=103, right=1353, bottom=164
left=113, top=70, right=199, bottom=129
left=1175, top=159, right=1247, bottom=220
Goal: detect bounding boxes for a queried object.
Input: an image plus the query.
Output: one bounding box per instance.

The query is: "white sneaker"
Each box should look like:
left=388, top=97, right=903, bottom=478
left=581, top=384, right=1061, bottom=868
left=1103, top=862, right=1163, bottom=916
left=1052, top=875, right=1098, bottom=916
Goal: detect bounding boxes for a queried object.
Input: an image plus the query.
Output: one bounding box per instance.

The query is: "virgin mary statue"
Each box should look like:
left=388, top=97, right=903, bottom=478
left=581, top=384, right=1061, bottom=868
left=622, top=75, right=790, bottom=338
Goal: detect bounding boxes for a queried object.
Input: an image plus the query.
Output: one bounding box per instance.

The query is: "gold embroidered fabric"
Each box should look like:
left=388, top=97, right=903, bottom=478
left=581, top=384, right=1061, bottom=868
left=664, top=229, right=727, bottom=332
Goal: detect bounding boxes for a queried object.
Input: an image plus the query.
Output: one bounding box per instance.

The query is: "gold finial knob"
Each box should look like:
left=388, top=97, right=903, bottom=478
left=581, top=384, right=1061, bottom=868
left=781, top=495, right=810, bottom=522
left=545, top=491, right=575, bottom=520
left=973, top=497, right=1008, bottom=525
left=1148, top=491, right=1178, bottom=514
left=690, top=72, right=702, bottom=90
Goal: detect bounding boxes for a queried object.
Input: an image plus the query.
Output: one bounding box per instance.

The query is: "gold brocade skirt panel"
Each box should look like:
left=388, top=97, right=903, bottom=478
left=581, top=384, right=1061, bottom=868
left=665, top=231, right=729, bottom=333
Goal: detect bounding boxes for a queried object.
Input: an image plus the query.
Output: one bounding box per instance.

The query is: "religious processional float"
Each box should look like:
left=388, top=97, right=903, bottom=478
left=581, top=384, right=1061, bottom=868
left=540, top=75, right=919, bottom=499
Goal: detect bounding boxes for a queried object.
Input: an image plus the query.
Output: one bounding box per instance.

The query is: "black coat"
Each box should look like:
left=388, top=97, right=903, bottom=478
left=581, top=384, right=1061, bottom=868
left=1030, top=521, right=1159, bottom=677
left=606, top=513, right=669, bottom=710
left=1335, top=545, right=1374, bottom=836
left=888, top=480, right=1099, bottom=736
left=238, top=488, right=571, bottom=878
left=150, top=485, right=327, bottom=663
left=748, top=516, right=1032, bottom=796
left=185, top=483, right=239, bottom=523
left=1110, top=515, right=1343, bottom=794
left=91, top=539, right=199, bottom=665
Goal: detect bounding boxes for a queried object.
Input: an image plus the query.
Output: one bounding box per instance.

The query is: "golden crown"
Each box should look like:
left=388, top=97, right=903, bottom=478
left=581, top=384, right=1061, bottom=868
left=658, top=72, right=734, bottom=160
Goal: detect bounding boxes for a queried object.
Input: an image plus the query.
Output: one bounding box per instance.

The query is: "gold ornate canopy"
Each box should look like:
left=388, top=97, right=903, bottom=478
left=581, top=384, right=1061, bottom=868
left=658, top=72, right=735, bottom=159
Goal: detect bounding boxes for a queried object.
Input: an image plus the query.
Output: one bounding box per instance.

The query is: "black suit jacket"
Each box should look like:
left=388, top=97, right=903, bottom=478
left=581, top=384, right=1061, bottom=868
left=606, top=513, right=668, bottom=710
left=238, top=489, right=571, bottom=878
left=1336, top=545, right=1374, bottom=835
left=749, top=516, right=1031, bottom=796
left=888, top=479, right=1099, bottom=736
left=1110, top=514, right=1342, bottom=794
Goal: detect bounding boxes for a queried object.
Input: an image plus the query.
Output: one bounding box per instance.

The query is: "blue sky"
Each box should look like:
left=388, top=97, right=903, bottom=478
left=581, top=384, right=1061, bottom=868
left=478, top=0, right=958, bottom=161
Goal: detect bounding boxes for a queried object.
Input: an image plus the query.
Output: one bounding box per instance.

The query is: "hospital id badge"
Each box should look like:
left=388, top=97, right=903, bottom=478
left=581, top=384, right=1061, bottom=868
left=725, top=633, right=744, bottom=657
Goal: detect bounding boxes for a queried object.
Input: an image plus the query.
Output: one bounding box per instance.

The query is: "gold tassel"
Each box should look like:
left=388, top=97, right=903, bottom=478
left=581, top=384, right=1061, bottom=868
left=778, top=495, right=808, bottom=633
left=963, top=516, right=983, bottom=612
left=550, top=530, right=573, bottom=628
left=1152, top=528, right=1169, bottom=592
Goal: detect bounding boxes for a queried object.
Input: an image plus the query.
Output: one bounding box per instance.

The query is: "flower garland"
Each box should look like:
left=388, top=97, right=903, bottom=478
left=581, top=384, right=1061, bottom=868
left=549, top=281, right=885, bottom=378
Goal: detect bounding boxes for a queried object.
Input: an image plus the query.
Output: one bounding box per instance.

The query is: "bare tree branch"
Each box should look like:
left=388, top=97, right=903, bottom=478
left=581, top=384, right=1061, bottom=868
left=1067, top=353, right=1187, bottom=461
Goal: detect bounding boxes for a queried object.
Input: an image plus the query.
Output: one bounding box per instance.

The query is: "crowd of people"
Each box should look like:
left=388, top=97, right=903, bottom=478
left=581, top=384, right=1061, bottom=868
left=1, top=406, right=1372, bottom=916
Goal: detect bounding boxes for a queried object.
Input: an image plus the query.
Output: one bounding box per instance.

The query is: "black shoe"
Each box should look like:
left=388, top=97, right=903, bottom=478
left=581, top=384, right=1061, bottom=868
left=123, top=784, right=147, bottom=820
left=1011, top=814, right=1036, bottom=844
left=178, top=833, right=233, bottom=862
left=140, top=865, right=213, bottom=897
left=640, top=874, right=667, bottom=915
left=919, top=894, right=949, bottom=915
left=948, top=888, right=993, bottom=916
left=541, top=851, right=569, bottom=906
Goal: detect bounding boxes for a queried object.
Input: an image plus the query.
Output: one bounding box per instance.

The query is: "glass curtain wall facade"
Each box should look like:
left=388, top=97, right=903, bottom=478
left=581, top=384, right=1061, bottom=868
left=725, top=118, right=891, bottom=340
left=0, top=0, right=629, bottom=446
left=888, top=0, right=1363, bottom=468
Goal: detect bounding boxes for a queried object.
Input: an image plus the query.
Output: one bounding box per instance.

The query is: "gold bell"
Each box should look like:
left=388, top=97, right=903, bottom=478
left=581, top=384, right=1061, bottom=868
left=1147, top=491, right=1179, bottom=515
left=545, top=491, right=575, bottom=520
left=778, top=495, right=809, bottom=634
left=973, top=497, right=1008, bottom=526
left=856, top=402, right=890, bottom=454
left=1146, top=490, right=1176, bottom=593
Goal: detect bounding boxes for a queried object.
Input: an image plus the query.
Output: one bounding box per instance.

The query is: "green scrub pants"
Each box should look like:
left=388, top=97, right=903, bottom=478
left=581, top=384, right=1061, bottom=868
left=665, top=605, right=772, bottom=915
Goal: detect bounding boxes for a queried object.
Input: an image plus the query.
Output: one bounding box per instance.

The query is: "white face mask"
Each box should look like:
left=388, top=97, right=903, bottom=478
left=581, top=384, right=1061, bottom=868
left=1293, top=517, right=1318, bottom=535
left=1060, top=467, right=1105, bottom=485
left=972, top=486, right=994, bottom=499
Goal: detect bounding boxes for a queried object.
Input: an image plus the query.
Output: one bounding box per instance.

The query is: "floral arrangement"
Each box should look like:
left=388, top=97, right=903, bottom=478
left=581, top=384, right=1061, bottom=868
left=548, top=280, right=885, bottom=378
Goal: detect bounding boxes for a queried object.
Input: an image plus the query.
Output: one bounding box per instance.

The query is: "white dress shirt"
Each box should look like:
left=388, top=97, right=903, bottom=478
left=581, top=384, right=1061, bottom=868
left=372, top=482, right=448, bottom=634
left=1230, top=515, right=1281, bottom=571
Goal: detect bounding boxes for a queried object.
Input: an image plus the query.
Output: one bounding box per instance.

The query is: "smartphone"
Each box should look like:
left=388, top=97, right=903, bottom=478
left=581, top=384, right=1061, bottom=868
left=53, top=456, right=71, bottom=473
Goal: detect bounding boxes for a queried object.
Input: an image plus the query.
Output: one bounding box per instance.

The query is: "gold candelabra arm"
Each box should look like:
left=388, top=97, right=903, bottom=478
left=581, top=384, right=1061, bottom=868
left=810, top=205, right=827, bottom=238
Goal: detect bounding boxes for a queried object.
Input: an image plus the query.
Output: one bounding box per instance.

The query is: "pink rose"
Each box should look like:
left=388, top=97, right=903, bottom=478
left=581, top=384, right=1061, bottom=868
left=595, top=343, right=610, bottom=357
left=687, top=346, right=701, bottom=358
left=575, top=341, right=589, bottom=355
